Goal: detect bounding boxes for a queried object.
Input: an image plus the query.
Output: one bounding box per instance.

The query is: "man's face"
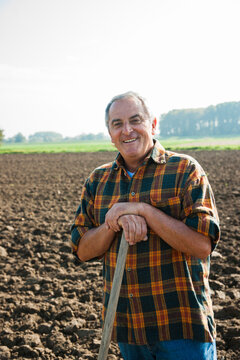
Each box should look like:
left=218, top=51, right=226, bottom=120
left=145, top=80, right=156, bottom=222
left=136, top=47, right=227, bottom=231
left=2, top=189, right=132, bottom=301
left=108, top=96, right=157, bottom=170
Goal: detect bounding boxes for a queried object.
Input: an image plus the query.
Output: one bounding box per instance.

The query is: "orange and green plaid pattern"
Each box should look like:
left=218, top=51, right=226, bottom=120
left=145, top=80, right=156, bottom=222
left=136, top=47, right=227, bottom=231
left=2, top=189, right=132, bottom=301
left=71, top=140, right=220, bottom=345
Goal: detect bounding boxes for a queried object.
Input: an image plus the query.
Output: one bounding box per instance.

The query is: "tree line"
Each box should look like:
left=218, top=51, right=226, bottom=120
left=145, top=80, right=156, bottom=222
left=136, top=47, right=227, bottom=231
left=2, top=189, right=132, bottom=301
left=1, top=100, right=240, bottom=144
left=159, top=101, right=240, bottom=137
left=1, top=131, right=109, bottom=144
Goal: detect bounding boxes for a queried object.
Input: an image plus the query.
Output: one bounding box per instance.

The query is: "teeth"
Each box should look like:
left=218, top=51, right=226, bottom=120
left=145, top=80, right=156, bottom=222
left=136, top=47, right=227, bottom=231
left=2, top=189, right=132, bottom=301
left=123, top=138, right=136, bottom=143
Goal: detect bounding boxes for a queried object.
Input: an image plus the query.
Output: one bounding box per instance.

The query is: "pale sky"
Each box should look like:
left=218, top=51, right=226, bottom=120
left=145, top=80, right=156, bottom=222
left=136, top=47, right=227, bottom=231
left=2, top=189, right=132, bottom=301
left=0, top=0, right=239, bottom=139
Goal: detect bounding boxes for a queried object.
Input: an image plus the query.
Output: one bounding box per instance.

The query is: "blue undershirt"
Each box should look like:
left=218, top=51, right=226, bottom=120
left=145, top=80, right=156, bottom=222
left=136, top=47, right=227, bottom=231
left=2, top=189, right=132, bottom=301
left=126, top=170, right=135, bottom=178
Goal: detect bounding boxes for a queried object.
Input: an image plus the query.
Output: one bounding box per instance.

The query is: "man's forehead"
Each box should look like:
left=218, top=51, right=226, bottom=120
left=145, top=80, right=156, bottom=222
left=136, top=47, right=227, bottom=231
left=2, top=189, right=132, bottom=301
left=109, top=96, right=144, bottom=118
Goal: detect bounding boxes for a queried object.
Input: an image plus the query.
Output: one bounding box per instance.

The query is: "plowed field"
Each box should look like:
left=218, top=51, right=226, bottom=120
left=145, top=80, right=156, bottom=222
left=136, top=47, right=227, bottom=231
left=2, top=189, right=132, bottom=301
left=0, top=151, right=239, bottom=359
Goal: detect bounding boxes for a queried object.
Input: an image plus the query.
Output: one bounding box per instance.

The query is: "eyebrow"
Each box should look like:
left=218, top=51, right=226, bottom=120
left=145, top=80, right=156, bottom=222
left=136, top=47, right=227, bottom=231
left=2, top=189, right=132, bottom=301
left=111, top=114, right=141, bottom=123
left=130, top=114, right=142, bottom=120
left=110, top=113, right=143, bottom=128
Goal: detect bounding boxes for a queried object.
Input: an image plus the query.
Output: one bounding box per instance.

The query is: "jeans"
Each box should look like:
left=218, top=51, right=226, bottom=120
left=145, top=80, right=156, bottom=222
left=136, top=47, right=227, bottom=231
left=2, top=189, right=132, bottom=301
left=118, top=339, right=217, bottom=360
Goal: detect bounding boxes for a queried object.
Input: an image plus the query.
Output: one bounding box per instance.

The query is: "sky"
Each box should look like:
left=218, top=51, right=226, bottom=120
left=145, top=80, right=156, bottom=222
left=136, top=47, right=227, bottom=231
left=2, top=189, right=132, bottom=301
left=0, top=0, right=239, bottom=139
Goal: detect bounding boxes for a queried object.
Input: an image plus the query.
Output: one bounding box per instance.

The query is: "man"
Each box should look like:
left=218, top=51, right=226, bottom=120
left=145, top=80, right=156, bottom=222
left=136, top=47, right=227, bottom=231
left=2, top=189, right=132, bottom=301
left=71, top=92, right=220, bottom=360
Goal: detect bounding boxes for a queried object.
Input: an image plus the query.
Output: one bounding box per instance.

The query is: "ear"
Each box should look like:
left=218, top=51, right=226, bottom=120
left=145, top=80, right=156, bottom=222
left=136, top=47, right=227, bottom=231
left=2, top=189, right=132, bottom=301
left=151, top=117, right=157, bottom=135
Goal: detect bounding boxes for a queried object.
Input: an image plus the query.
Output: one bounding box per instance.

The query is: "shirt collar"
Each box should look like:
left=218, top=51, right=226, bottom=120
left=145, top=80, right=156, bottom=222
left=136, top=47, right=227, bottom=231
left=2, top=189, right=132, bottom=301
left=113, top=139, right=167, bottom=170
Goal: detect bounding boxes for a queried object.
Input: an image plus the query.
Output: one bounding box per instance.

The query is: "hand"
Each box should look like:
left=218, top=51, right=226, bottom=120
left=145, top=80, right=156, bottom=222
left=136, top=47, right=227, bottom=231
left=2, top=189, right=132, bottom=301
left=118, top=215, right=148, bottom=246
left=105, top=202, right=141, bottom=232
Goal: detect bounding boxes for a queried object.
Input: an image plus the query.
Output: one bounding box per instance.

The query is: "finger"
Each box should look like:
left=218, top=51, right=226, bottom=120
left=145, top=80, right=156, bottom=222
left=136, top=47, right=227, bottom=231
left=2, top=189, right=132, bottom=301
left=123, top=219, right=136, bottom=246
left=133, top=216, right=146, bottom=242
left=122, top=221, right=130, bottom=244
left=141, top=219, right=148, bottom=241
left=108, top=214, right=120, bottom=232
left=133, top=218, right=142, bottom=242
left=128, top=220, right=137, bottom=246
left=106, top=220, right=120, bottom=232
left=110, top=222, right=120, bottom=232
left=114, top=220, right=121, bottom=232
left=111, top=215, right=121, bottom=232
left=105, top=211, right=120, bottom=232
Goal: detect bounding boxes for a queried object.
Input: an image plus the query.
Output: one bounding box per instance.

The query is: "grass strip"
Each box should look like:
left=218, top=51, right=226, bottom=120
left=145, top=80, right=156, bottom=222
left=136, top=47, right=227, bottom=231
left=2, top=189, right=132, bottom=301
left=0, top=137, right=240, bottom=154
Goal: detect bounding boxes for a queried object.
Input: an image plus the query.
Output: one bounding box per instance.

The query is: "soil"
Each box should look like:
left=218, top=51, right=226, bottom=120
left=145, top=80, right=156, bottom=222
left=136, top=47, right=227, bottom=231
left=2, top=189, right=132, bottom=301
left=0, top=150, right=239, bottom=360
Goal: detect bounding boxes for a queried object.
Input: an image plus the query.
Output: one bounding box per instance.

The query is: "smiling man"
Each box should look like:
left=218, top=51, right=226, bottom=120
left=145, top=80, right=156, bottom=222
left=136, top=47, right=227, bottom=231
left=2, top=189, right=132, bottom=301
left=107, top=95, right=157, bottom=173
left=71, top=91, right=220, bottom=360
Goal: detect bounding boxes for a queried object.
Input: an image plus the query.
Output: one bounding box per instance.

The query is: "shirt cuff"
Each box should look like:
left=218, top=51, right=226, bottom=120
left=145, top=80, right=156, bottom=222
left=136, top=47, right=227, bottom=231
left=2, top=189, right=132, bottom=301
left=183, top=213, right=220, bottom=252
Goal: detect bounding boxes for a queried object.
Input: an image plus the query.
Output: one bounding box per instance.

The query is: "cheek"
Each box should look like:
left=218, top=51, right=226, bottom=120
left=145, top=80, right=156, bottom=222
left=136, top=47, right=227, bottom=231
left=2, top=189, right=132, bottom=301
left=110, top=135, right=115, bottom=144
left=109, top=132, right=119, bottom=144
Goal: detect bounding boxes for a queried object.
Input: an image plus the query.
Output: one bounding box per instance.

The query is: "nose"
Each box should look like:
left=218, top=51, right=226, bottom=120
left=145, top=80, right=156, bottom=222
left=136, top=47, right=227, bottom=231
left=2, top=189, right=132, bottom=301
left=122, top=121, right=132, bottom=135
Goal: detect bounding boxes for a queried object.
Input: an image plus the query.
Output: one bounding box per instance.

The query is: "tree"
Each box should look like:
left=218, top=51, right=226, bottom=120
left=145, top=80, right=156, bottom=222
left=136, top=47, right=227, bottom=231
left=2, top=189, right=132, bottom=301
left=28, top=132, right=63, bottom=143
left=4, top=132, right=26, bottom=143
left=14, top=132, right=26, bottom=143
left=159, top=101, right=240, bottom=137
left=68, top=132, right=109, bottom=142
left=0, top=129, right=4, bottom=145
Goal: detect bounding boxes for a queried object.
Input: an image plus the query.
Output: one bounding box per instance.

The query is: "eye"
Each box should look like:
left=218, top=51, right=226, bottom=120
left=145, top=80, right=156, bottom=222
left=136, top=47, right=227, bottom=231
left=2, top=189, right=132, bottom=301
left=130, top=118, right=141, bottom=124
left=111, top=121, right=122, bottom=128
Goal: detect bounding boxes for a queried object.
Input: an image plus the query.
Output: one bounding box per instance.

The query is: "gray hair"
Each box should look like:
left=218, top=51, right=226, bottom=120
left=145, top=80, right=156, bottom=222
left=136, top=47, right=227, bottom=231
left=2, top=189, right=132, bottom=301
left=105, top=91, right=153, bottom=128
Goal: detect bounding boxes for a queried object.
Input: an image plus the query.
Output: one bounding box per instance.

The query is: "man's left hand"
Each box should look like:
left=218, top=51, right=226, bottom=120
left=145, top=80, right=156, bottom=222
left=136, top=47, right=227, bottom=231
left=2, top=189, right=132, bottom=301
left=105, top=202, right=142, bottom=232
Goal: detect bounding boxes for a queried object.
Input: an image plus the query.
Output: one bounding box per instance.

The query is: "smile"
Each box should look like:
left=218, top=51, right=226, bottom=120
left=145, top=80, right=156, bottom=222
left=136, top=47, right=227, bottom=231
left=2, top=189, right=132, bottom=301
left=123, top=138, right=137, bottom=143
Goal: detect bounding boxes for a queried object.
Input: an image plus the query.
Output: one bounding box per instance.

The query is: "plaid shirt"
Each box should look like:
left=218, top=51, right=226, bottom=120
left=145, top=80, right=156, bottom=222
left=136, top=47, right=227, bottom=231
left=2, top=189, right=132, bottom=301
left=71, top=140, right=220, bottom=345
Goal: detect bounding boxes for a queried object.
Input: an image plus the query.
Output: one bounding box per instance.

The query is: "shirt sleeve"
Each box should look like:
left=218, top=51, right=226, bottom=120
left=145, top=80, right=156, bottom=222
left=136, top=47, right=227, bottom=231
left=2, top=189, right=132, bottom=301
left=70, top=177, right=96, bottom=255
left=180, top=160, right=220, bottom=251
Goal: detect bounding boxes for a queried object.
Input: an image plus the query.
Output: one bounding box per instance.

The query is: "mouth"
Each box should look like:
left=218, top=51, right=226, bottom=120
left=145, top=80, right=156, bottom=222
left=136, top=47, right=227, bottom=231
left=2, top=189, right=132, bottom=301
left=123, top=138, right=137, bottom=143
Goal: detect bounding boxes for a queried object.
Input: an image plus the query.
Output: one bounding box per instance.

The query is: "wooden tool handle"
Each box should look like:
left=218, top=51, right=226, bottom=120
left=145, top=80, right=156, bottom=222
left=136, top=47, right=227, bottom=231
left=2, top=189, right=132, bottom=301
left=97, top=233, right=129, bottom=360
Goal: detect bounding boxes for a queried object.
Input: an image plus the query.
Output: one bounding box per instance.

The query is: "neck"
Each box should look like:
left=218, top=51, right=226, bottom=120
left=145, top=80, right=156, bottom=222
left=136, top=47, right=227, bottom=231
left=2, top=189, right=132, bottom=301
left=126, top=165, right=137, bottom=173
left=124, top=146, right=153, bottom=172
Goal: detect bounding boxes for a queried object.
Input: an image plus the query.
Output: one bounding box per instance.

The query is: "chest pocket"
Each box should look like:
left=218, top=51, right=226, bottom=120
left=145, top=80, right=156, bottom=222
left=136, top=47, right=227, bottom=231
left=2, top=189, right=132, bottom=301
left=150, top=195, right=182, bottom=220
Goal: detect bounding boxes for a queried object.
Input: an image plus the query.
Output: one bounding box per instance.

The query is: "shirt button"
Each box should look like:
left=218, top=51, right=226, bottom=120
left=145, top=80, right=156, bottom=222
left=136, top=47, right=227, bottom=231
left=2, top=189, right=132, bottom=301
left=129, top=293, right=133, bottom=298
left=131, top=192, right=135, bottom=196
left=127, top=267, right=131, bottom=272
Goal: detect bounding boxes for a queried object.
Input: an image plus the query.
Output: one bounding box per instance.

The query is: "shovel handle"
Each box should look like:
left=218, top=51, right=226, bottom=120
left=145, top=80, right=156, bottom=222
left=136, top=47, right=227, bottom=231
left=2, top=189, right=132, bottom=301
left=97, top=233, right=129, bottom=360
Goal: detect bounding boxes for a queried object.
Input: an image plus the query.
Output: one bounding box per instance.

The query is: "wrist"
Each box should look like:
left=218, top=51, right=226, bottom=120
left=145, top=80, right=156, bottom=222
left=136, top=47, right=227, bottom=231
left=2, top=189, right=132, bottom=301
left=138, top=202, right=147, bottom=216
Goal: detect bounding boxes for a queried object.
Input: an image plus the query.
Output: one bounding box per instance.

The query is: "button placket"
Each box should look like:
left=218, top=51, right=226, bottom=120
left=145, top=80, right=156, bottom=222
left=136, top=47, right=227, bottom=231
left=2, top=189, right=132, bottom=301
left=126, top=264, right=134, bottom=298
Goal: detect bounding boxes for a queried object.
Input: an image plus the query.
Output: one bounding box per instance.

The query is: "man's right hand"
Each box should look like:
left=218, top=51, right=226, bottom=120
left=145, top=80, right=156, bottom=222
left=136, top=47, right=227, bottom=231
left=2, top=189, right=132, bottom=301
left=118, top=215, right=148, bottom=246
